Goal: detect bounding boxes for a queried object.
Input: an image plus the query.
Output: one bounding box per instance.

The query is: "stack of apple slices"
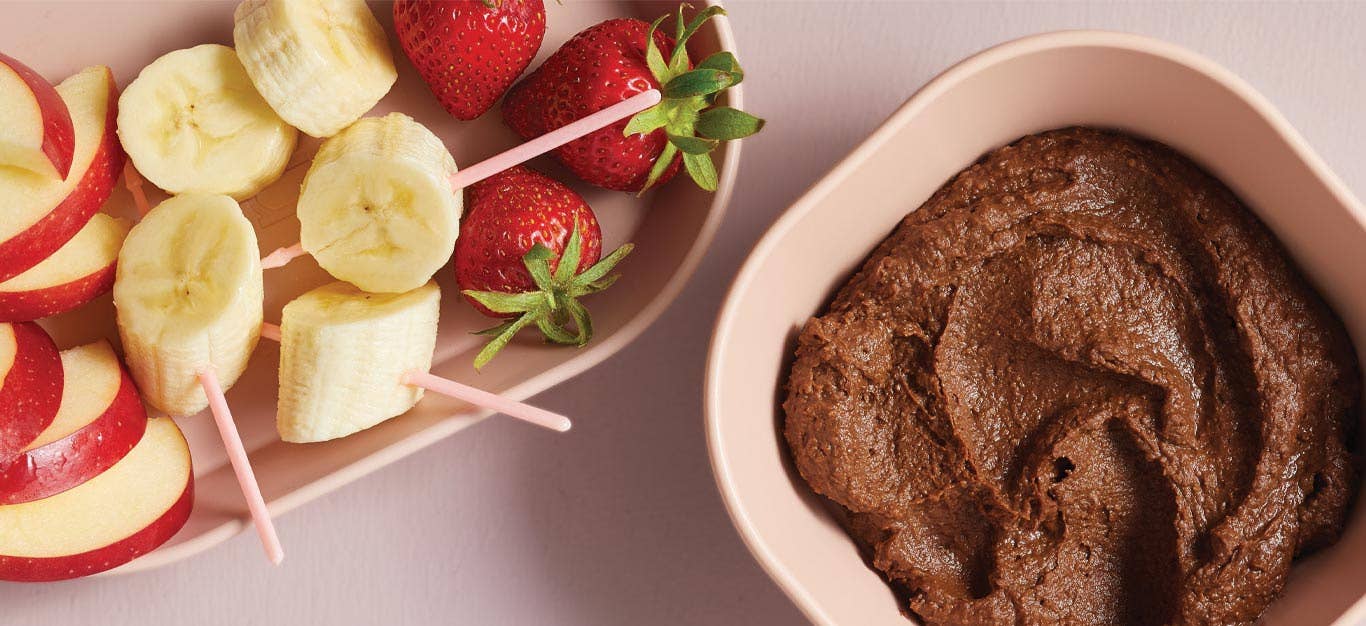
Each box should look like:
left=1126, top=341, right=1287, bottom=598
left=0, top=324, right=193, bottom=582
left=0, top=57, right=129, bottom=323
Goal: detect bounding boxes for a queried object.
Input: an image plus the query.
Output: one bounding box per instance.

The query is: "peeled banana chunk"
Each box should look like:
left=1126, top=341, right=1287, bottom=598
left=233, top=0, right=397, bottom=138
left=298, top=113, right=461, bottom=294
left=113, top=193, right=264, bottom=416
left=277, top=280, right=440, bottom=443
left=117, top=43, right=297, bottom=200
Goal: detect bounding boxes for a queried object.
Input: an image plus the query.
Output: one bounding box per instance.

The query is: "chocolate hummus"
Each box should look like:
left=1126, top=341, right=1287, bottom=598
left=783, top=128, right=1360, bottom=625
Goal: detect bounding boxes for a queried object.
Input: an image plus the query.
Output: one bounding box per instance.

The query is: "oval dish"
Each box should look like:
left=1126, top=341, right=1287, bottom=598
left=1, top=0, right=742, bottom=573
left=706, top=30, right=1366, bottom=626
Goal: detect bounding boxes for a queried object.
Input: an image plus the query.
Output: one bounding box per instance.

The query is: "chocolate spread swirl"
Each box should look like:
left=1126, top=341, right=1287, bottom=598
left=783, top=128, right=1359, bottom=625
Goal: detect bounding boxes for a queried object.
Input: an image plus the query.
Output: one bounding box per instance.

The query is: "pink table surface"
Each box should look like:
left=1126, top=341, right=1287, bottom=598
left=5, top=2, right=1366, bottom=624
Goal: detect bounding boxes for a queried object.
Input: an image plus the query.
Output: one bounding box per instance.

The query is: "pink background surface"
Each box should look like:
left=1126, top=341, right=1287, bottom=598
left=5, top=2, right=1366, bottom=624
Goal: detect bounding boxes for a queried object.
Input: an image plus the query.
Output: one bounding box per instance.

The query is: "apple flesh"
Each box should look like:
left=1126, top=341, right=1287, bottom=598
left=0, top=322, right=62, bottom=456
left=0, top=52, right=75, bottom=180
left=0, top=417, right=191, bottom=582
left=0, top=341, right=147, bottom=505
left=0, top=214, right=130, bottom=322
left=0, top=65, right=123, bottom=282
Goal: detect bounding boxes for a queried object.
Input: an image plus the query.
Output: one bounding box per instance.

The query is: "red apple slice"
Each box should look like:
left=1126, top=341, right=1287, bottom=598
left=0, top=417, right=192, bottom=582
left=0, top=52, right=75, bottom=180
left=0, top=341, right=147, bottom=505
left=0, top=322, right=62, bottom=456
left=0, top=214, right=130, bottom=322
left=0, top=65, right=124, bottom=282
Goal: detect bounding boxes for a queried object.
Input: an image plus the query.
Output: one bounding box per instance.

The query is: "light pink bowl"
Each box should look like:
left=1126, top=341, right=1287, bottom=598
left=3, top=0, right=740, bottom=574
left=706, top=31, right=1366, bottom=626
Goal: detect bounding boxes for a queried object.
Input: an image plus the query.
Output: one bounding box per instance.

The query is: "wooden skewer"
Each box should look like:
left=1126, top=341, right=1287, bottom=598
left=198, top=367, right=284, bottom=565
left=259, top=323, right=570, bottom=432
left=259, top=89, right=663, bottom=270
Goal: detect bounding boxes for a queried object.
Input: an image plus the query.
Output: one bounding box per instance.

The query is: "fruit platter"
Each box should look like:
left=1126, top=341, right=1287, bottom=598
left=0, top=0, right=753, bottom=578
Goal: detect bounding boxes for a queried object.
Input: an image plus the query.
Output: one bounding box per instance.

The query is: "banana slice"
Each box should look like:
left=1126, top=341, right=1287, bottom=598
left=113, top=193, right=264, bottom=416
left=117, top=44, right=297, bottom=201
left=233, top=0, right=397, bottom=138
left=298, top=113, right=460, bottom=294
left=277, top=280, right=440, bottom=443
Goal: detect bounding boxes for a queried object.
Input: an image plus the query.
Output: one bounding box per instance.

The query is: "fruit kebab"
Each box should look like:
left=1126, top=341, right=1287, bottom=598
left=111, top=194, right=282, bottom=565
left=255, top=89, right=662, bottom=278
left=256, top=281, right=571, bottom=442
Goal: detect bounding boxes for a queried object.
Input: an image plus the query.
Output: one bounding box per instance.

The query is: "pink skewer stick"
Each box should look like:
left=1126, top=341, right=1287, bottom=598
left=124, top=164, right=152, bottom=217
left=258, top=323, right=570, bottom=432
left=402, top=370, right=572, bottom=432
left=259, top=320, right=281, bottom=342
left=259, top=89, right=663, bottom=271
left=260, top=242, right=304, bottom=270
left=447, top=89, right=662, bottom=190
left=198, top=367, right=285, bottom=565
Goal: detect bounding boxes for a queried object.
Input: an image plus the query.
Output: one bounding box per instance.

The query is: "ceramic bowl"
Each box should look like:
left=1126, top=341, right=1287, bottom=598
left=1, top=0, right=740, bottom=573
left=706, top=30, right=1366, bottom=626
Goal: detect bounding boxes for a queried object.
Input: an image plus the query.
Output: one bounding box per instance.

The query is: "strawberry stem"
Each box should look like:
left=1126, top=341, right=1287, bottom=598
left=465, top=221, right=634, bottom=369
left=624, top=3, right=765, bottom=194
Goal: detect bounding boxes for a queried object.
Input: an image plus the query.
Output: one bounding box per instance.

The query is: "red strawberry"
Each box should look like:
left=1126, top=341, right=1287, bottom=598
left=455, top=166, right=633, bottom=368
left=393, top=0, right=546, bottom=121
left=503, top=4, right=763, bottom=193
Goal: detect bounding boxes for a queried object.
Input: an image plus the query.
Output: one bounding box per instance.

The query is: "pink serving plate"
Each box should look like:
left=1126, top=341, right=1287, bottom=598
left=706, top=31, right=1366, bottom=625
left=0, top=0, right=741, bottom=573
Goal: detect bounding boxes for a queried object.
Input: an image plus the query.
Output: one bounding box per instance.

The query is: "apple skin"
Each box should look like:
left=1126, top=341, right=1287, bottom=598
left=0, top=361, right=146, bottom=505
left=0, top=479, right=191, bottom=582
left=0, top=264, right=115, bottom=324
left=0, top=213, right=128, bottom=323
left=0, top=67, right=124, bottom=283
left=0, top=322, right=62, bottom=456
left=0, top=52, right=75, bottom=180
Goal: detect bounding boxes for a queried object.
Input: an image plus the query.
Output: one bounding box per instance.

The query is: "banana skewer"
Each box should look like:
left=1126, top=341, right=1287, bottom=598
left=112, top=193, right=282, bottom=565
left=258, top=281, right=571, bottom=438
left=259, top=89, right=663, bottom=277
left=261, top=320, right=572, bottom=433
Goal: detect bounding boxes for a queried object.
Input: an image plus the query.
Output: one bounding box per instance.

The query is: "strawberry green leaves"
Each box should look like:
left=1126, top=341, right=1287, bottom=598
left=696, top=107, right=764, bottom=141
left=645, top=14, right=671, bottom=80
left=625, top=3, right=764, bottom=194
left=663, top=68, right=736, bottom=98
left=668, top=134, right=719, bottom=154
left=696, top=51, right=741, bottom=76
left=683, top=152, right=718, bottom=190
left=464, top=221, right=634, bottom=369
left=642, top=142, right=680, bottom=193
left=623, top=105, right=670, bottom=136
left=672, top=5, right=725, bottom=69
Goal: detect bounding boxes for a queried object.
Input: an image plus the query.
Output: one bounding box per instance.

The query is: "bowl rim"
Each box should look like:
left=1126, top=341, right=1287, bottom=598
left=109, top=1, right=745, bottom=575
left=703, top=28, right=1366, bottom=625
